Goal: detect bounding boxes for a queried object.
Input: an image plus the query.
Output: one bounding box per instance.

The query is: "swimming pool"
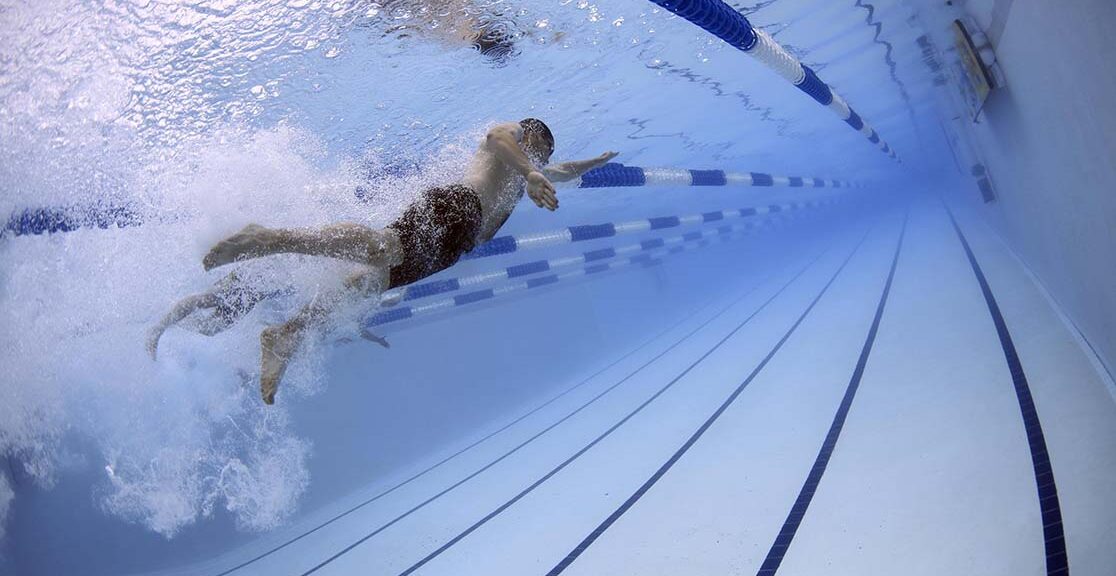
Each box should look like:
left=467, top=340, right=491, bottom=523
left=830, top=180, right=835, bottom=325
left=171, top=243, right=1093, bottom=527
left=2, top=0, right=1114, bottom=574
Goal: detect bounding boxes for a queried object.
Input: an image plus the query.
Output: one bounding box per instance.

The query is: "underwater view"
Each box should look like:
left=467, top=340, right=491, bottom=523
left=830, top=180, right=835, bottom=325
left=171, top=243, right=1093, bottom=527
left=1, top=0, right=1114, bottom=574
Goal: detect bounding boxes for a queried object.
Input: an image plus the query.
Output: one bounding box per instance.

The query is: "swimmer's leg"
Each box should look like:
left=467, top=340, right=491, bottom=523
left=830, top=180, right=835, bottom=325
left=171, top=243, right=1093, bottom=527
left=259, top=266, right=388, bottom=405
left=148, top=271, right=278, bottom=358
left=147, top=292, right=219, bottom=360
left=203, top=223, right=401, bottom=270
left=194, top=275, right=286, bottom=336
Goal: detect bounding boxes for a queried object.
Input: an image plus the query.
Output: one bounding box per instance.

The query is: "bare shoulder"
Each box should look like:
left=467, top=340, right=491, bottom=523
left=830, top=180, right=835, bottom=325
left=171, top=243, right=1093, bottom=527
left=465, top=124, right=518, bottom=192
left=483, top=121, right=522, bottom=145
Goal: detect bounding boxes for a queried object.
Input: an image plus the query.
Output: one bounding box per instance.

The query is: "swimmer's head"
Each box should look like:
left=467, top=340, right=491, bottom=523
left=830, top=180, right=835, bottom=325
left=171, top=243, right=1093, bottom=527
left=519, top=118, right=554, bottom=166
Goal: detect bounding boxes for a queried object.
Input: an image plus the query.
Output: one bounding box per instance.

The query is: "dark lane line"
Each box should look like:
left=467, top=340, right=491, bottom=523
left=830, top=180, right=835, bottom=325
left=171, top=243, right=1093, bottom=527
left=755, top=210, right=907, bottom=575
left=211, top=246, right=757, bottom=576
left=393, top=224, right=879, bottom=576
left=298, top=221, right=855, bottom=576
left=544, top=217, right=896, bottom=575
left=945, top=204, right=1069, bottom=576
left=215, top=213, right=830, bottom=576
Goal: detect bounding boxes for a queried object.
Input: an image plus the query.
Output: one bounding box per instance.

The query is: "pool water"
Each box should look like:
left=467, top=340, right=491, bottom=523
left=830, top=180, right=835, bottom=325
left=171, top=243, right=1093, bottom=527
left=2, top=0, right=1114, bottom=575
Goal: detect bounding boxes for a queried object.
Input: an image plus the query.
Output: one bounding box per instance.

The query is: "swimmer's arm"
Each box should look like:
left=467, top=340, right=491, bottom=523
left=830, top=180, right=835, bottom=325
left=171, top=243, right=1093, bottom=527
left=485, top=123, right=558, bottom=210
left=542, top=151, right=619, bottom=183
left=485, top=123, right=537, bottom=178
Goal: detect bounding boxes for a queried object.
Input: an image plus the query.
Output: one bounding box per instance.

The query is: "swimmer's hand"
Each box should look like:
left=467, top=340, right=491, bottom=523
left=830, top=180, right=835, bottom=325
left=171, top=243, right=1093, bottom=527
left=543, top=151, right=621, bottom=184
left=591, top=151, right=619, bottom=168
left=527, top=170, right=558, bottom=211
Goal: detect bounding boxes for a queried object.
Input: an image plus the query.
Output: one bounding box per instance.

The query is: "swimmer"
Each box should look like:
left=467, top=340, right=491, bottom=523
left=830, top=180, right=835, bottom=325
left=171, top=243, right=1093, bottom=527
left=371, top=0, right=560, bottom=64
left=198, top=119, right=617, bottom=404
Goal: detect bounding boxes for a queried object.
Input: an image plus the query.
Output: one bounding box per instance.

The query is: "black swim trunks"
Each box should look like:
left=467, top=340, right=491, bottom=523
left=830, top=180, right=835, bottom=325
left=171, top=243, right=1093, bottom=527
left=387, top=184, right=484, bottom=289
left=212, top=277, right=292, bottom=318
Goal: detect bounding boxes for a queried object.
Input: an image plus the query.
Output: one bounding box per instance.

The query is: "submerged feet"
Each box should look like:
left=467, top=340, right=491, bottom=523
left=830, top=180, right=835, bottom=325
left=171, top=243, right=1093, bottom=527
left=260, top=323, right=302, bottom=405
left=203, top=224, right=274, bottom=271
left=359, top=327, right=391, bottom=349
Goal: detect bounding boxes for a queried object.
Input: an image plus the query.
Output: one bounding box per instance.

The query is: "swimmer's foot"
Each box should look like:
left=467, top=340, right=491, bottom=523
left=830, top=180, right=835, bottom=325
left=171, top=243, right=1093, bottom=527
left=145, top=326, right=164, bottom=361
left=203, top=224, right=275, bottom=271
left=260, top=323, right=301, bottom=405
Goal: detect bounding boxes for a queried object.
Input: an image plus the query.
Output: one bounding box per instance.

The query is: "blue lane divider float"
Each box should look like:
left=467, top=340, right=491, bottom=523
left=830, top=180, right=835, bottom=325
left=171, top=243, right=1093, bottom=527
left=369, top=254, right=660, bottom=328
left=3, top=164, right=860, bottom=238
left=2, top=203, right=145, bottom=238
left=386, top=218, right=776, bottom=305
left=567, top=163, right=863, bottom=189
left=461, top=196, right=845, bottom=262
left=383, top=198, right=838, bottom=305
left=643, top=0, right=900, bottom=161
left=365, top=212, right=806, bottom=329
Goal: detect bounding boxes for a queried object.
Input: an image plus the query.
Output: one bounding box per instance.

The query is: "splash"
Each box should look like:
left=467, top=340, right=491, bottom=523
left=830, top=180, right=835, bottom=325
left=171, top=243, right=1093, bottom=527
left=0, top=2, right=481, bottom=542
left=1, top=128, right=310, bottom=539
left=0, top=104, right=491, bottom=542
left=4, top=0, right=486, bottom=540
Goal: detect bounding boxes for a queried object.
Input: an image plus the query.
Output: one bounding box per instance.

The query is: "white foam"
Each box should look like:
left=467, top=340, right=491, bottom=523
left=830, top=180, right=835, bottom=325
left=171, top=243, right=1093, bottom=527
left=0, top=120, right=487, bottom=541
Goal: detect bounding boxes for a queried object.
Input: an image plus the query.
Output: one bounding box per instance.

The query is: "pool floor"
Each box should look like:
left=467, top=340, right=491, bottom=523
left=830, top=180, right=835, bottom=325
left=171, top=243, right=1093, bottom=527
left=162, top=195, right=1116, bottom=576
